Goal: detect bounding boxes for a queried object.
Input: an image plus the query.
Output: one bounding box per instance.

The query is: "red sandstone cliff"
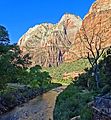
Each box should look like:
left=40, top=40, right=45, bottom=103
left=64, top=0, right=111, bottom=62
left=18, top=14, right=82, bottom=67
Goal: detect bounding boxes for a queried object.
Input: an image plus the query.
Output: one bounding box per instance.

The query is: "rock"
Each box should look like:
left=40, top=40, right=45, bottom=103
left=70, top=116, right=80, bottom=120
left=65, top=0, right=111, bottom=62
left=91, top=94, right=111, bottom=120
left=18, top=14, right=82, bottom=67
left=18, top=0, right=111, bottom=65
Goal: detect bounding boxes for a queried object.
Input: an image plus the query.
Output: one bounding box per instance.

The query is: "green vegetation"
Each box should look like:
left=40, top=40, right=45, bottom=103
left=0, top=26, right=54, bottom=92
left=54, top=84, right=96, bottom=120
left=0, top=26, right=63, bottom=115
left=1, top=25, right=111, bottom=120
left=29, top=65, right=52, bottom=90
left=52, top=79, right=73, bottom=86
left=0, top=45, right=53, bottom=91
left=45, top=59, right=90, bottom=85
left=0, top=25, right=10, bottom=44
left=53, top=48, right=111, bottom=120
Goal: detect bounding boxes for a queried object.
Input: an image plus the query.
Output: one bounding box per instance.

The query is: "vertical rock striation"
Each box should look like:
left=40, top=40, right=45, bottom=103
left=18, top=14, right=82, bottom=67
left=65, top=0, right=111, bottom=62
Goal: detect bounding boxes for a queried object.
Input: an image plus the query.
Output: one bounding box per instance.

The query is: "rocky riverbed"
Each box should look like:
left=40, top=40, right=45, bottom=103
left=0, top=86, right=66, bottom=120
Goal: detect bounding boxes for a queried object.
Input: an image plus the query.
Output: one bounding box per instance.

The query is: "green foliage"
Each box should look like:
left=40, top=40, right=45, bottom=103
left=29, top=65, right=52, bottom=89
left=54, top=47, right=111, bottom=120
left=0, top=44, right=32, bottom=90
left=100, top=84, right=111, bottom=95
left=0, top=25, right=10, bottom=45
left=52, top=78, right=73, bottom=85
left=74, top=48, right=111, bottom=90
left=80, top=106, right=93, bottom=120
left=74, top=69, right=97, bottom=90
left=0, top=37, right=52, bottom=91
left=54, top=84, right=96, bottom=120
left=45, top=59, right=90, bottom=80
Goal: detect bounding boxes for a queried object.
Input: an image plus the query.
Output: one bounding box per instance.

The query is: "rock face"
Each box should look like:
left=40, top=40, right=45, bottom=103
left=90, top=94, right=111, bottom=120
left=18, top=14, right=82, bottom=67
left=65, top=0, right=111, bottom=62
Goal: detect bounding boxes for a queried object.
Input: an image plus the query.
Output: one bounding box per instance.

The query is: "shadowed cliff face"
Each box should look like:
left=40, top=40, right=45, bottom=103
left=18, top=14, right=82, bottom=67
left=65, top=0, right=111, bottom=62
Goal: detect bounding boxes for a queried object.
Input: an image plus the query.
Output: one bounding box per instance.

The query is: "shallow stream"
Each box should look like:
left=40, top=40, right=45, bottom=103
left=0, top=86, right=66, bottom=120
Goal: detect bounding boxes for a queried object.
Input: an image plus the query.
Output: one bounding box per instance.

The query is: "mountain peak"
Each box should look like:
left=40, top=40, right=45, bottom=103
left=89, top=0, right=111, bottom=13
left=18, top=13, right=82, bottom=67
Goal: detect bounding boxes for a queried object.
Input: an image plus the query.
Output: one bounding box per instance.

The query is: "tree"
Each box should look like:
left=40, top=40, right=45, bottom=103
left=0, top=26, right=32, bottom=90
left=0, top=25, right=10, bottom=45
left=30, top=65, right=51, bottom=91
left=78, top=19, right=105, bottom=89
left=0, top=25, right=10, bottom=55
left=0, top=44, right=32, bottom=89
left=103, top=47, right=111, bottom=86
left=10, top=45, right=32, bottom=68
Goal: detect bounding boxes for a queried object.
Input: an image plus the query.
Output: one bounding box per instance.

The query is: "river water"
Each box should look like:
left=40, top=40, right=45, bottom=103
left=0, top=86, right=66, bottom=120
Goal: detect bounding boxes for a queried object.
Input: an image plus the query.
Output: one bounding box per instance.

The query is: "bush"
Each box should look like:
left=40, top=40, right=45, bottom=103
left=80, top=106, right=93, bottom=120
left=53, top=83, right=97, bottom=120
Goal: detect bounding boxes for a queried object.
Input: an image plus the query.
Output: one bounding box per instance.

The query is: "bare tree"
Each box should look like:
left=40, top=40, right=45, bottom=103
left=79, top=19, right=105, bottom=88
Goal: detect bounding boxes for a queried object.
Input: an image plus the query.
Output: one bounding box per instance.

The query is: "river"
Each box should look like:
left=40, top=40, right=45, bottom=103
left=0, top=86, right=66, bottom=120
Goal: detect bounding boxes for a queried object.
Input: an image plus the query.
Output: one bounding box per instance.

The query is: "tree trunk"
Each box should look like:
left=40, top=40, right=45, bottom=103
left=94, top=64, right=100, bottom=89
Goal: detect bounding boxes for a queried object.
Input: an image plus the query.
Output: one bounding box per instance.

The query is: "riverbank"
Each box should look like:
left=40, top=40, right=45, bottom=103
left=0, top=86, right=43, bottom=115
left=0, top=83, right=62, bottom=116
left=0, top=86, right=66, bottom=120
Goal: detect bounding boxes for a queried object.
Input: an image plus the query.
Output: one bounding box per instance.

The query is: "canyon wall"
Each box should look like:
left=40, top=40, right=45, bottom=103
left=18, top=14, right=82, bottom=67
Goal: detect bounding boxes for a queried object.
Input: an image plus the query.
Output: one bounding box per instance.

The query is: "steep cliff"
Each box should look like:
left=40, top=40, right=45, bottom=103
left=18, top=14, right=82, bottom=67
left=65, top=0, right=111, bottom=62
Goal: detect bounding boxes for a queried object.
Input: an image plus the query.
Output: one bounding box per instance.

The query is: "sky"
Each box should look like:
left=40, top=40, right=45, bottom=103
left=0, top=0, right=95, bottom=44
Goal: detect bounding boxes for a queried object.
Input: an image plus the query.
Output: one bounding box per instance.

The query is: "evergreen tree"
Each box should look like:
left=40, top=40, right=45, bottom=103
left=0, top=25, right=10, bottom=45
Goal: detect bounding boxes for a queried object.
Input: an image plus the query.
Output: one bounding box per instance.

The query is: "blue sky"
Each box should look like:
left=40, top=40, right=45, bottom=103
left=0, top=0, right=95, bottom=43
